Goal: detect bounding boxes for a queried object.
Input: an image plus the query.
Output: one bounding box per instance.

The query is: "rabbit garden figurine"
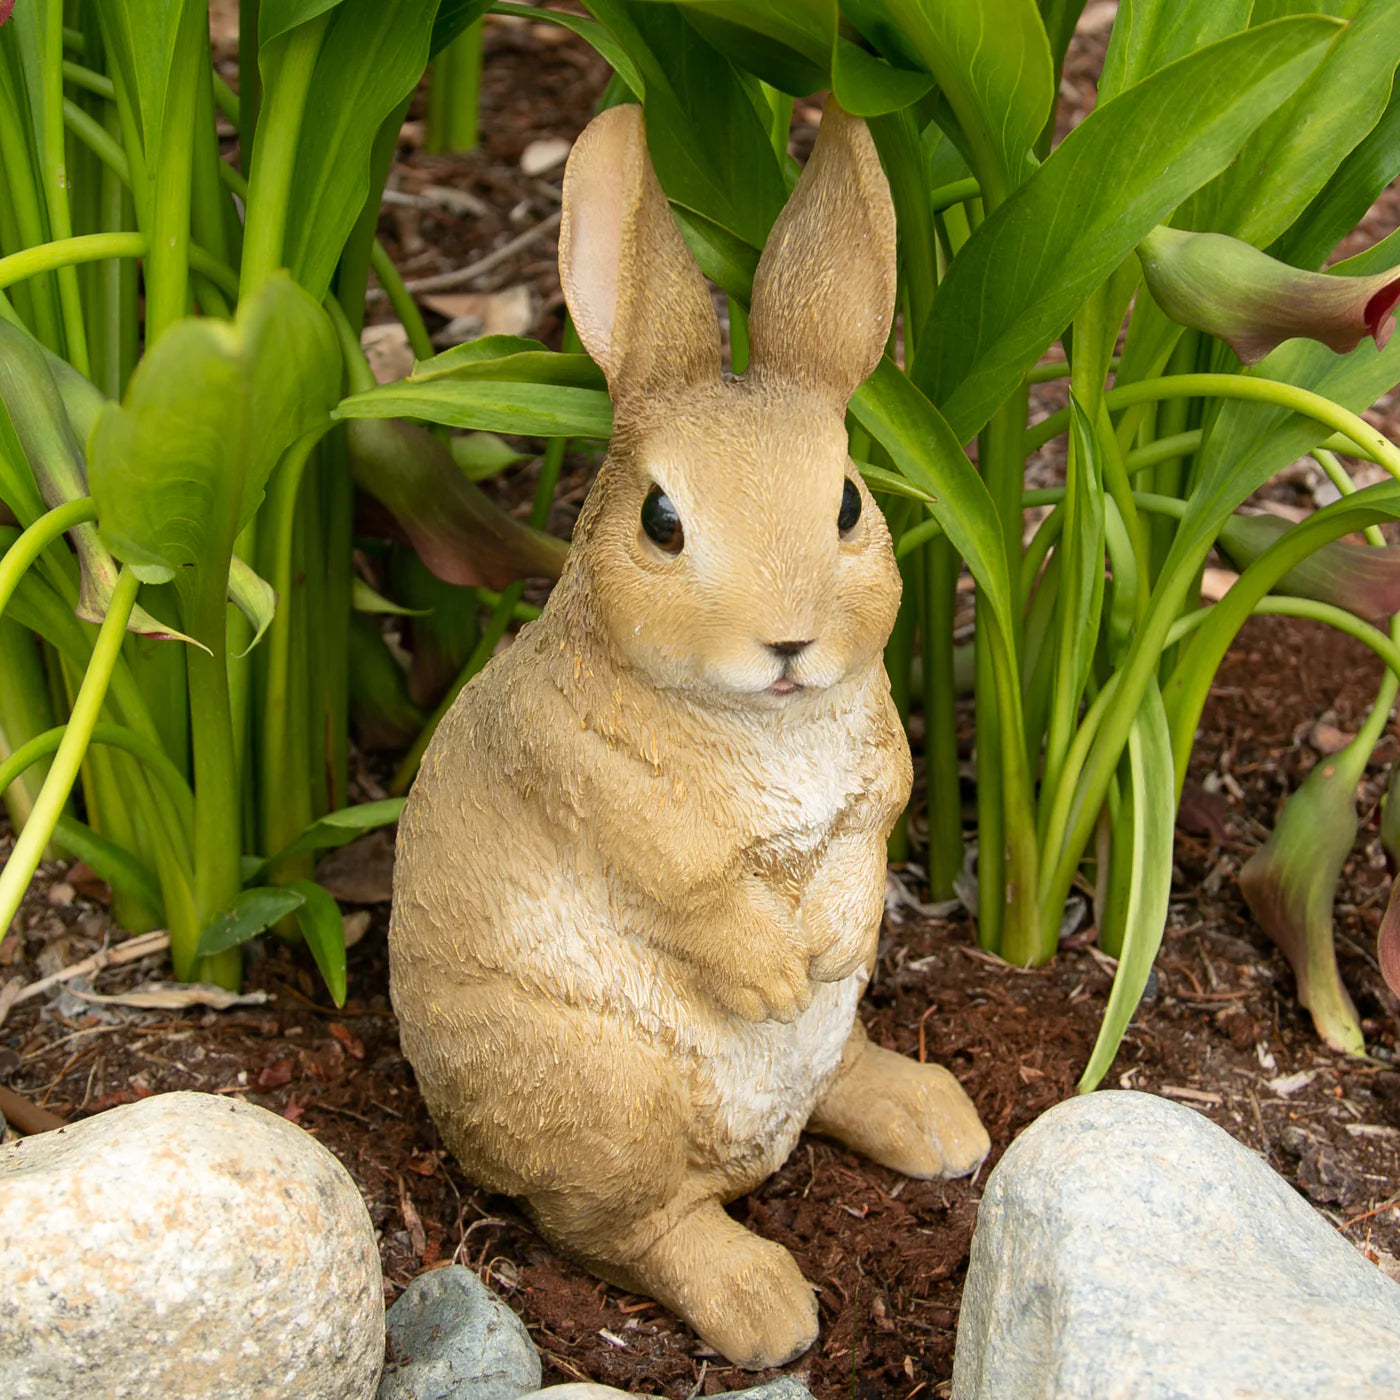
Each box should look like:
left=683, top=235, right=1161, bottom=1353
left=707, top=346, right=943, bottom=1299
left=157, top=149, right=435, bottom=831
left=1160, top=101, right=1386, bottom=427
left=389, top=100, right=990, bottom=1370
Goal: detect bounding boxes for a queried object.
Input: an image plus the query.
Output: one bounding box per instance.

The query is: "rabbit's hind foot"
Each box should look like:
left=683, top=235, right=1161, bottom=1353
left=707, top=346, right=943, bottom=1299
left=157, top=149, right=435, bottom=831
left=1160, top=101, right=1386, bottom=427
left=808, top=1022, right=989, bottom=1180
left=625, top=1198, right=818, bottom=1370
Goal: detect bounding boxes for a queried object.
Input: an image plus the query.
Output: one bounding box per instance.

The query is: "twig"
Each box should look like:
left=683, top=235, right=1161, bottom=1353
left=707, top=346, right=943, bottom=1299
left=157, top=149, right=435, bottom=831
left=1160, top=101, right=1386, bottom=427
left=0, top=930, right=169, bottom=1029
left=398, top=212, right=561, bottom=295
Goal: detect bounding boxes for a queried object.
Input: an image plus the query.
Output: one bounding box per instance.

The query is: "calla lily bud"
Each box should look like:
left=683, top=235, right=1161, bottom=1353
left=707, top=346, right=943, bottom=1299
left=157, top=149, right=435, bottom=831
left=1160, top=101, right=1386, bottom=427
left=1138, top=225, right=1400, bottom=365
left=1379, top=876, right=1400, bottom=1001
left=1239, top=750, right=1366, bottom=1056
left=0, top=2, right=13, bottom=27
left=1217, top=513, right=1400, bottom=623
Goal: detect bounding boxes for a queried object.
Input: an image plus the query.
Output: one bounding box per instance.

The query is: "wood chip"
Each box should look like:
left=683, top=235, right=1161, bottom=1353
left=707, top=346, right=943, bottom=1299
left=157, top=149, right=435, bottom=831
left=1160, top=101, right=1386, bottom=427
left=66, top=981, right=270, bottom=1012
left=1158, top=1086, right=1224, bottom=1105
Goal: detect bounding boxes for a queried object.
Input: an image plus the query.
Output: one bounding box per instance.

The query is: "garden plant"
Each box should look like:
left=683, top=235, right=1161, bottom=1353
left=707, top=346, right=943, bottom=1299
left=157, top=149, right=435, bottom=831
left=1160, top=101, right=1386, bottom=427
left=3, top=0, right=1400, bottom=1087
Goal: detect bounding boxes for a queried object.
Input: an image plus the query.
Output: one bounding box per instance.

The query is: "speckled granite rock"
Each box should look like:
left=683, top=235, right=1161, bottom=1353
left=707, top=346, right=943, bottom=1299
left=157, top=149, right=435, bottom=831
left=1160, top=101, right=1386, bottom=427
left=379, top=1265, right=541, bottom=1400
left=1, top=1090, right=383, bottom=1399
left=953, top=1090, right=1400, bottom=1400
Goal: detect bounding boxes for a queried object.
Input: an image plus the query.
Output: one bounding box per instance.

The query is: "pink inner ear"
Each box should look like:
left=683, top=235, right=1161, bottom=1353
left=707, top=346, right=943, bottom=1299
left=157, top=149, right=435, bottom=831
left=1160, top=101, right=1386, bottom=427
left=561, top=113, right=643, bottom=375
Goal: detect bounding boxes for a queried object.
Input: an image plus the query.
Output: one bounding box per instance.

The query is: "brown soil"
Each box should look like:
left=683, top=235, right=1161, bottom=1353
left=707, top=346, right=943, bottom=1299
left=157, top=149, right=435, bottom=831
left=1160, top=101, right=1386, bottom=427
left=4, top=9, right=1400, bottom=1400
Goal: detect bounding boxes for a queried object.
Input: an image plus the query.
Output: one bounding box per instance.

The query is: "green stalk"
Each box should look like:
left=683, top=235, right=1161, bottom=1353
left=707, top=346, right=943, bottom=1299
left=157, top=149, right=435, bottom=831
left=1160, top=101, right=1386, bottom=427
left=922, top=534, right=961, bottom=898
left=143, top=0, right=208, bottom=345
left=238, top=0, right=262, bottom=171
left=0, top=614, right=56, bottom=835
left=425, top=21, right=484, bottom=154
left=34, top=0, right=90, bottom=375
left=1027, top=375, right=1400, bottom=472
left=370, top=238, right=435, bottom=362
left=61, top=60, right=115, bottom=100
left=0, top=231, right=146, bottom=295
left=0, top=568, right=138, bottom=940
left=239, top=14, right=330, bottom=298
left=0, top=498, right=98, bottom=618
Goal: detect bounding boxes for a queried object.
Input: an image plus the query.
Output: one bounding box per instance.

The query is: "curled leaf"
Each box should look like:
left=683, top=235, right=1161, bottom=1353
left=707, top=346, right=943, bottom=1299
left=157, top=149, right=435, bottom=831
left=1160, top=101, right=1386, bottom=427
left=346, top=416, right=567, bottom=587
left=351, top=576, right=429, bottom=616
left=1139, top=225, right=1400, bottom=365
left=1239, top=751, right=1366, bottom=1055
left=0, top=322, right=197, bottom=645
left=1217, top=512, right=1400, bottom=623
left=228, top=554, right=277, bottom=655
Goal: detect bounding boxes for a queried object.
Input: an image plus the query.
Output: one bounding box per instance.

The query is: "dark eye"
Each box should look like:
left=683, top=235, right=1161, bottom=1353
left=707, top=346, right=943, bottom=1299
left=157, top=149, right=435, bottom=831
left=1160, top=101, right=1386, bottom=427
left=641, top=486, right=684, bottom=554
left=838, top=478, right=862, bottom=535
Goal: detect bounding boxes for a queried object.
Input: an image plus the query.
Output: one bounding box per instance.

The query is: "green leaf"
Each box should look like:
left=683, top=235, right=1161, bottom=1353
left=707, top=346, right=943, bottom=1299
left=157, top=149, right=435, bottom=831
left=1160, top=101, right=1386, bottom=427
left=1273, top=84, right=1400, bottom=271
left=260, top=0, right=347, bottom=47
left=227, top=554, right=277, bottom=655
left=1186, top=0, right=1400, bottom=247
left=846, top=0, right=1052, bottom=201
left=849, top=360, right=1016, bottom=647
left=450, top=431, right=530, bottom=481
left=89, top=276, right=340, bottom=592
left=670, top=205, right=760, bottom=301
left=410, top=344, right=606, bottom=390
left=345, top=417, right=570, bottom=586
left=433, top=0, right=494, bottom=57
left=1078, top=680, right=1174, bottom=1091
left=1098, top=0, right=1251, bottom=102
left=283, top=878, right=347, bottom=1006
left=196, top=885, right=307, bottom=958
left=1038, top=0, right=1090, bottom=80
left=586, top=1, right=787, bottom=249
left=918, top=17, right=1340, bottom=442
left=275, top=0, right=439, bottom=299
left=351, top=576, right=429, bottom=615
left=249, top=798, right=405, bottom=883
left=335, top=379, right=613, bottom=439
left=493, top=2, right=643, bottom=93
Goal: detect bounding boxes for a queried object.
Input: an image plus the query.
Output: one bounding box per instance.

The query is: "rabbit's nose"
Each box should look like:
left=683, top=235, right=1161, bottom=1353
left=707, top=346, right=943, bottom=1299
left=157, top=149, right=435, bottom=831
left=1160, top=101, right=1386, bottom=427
left=766, top=639, right=814, bottom=659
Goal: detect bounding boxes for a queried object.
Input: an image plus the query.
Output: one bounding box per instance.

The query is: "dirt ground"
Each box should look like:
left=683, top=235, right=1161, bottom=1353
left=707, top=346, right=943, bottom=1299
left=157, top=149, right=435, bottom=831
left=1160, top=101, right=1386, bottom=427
left=3, top=7, right=1400, bottom=1400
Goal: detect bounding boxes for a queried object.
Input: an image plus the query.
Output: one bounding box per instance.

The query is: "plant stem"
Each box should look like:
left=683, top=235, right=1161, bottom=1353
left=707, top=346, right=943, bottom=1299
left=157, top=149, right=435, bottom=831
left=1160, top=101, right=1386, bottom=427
left=0, top=498, right=98, bottom=619
left=0, top=232, right=145, bottom=295
left=425, top=21, right=484, bottom=154
left=0, top=568, right=138, bottom=942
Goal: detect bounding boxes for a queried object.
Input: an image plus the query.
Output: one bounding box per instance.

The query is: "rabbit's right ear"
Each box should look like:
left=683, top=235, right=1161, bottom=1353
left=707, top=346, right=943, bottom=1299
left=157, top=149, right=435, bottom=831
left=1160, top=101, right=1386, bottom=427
left=560, top=105, right=722, bottom=414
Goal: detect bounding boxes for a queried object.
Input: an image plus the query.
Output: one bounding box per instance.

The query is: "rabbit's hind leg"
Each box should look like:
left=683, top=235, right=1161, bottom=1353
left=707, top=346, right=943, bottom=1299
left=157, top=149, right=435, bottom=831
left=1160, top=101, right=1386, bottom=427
left=807, top=1020, right=990, bottom=1179
left=615, top=1196, right=818, bottom=1370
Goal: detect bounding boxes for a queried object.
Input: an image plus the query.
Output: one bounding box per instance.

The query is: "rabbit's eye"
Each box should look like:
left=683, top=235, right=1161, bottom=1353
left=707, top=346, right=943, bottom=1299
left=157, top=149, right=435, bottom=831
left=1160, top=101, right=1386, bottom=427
left=838, top=478, right=862, bottom=535
left=641, top=486, right=684, bottom=554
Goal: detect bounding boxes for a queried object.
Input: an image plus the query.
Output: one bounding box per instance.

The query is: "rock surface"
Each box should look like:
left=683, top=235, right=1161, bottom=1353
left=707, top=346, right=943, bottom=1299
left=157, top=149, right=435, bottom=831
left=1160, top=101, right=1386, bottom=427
left=517, top=1381, right=814, bottom=1400
left=2, top=1090, right=383, bottom=1400
left=954, top=1089, right=1400, bottom=1399
left=379, top=1265, right=541, bottom=1400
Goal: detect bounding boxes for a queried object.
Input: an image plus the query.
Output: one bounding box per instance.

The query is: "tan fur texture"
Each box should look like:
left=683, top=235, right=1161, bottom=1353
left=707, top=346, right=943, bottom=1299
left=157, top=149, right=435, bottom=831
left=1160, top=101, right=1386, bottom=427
left=389, top=101, right=990, bottom=1370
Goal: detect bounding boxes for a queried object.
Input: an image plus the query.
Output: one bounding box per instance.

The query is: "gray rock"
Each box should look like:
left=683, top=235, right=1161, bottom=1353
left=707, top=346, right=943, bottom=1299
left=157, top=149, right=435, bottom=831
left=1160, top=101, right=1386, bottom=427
left=516, top=1378, right=814, bottom=1400
left=1, top=1090, right=383, bottom=1399
left=380, top=1265, right=541, bottom=1400
left=953, top=1090, right=1400, bottom=1400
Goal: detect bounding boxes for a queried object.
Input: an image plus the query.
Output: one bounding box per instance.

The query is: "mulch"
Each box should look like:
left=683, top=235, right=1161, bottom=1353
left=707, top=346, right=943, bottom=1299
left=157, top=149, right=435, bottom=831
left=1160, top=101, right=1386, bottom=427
left=2, top=9, right=1399, bottom=1400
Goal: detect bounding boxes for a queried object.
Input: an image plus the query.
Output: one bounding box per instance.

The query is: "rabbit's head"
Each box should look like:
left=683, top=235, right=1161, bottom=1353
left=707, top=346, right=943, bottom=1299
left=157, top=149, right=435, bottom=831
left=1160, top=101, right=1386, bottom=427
left=558, top=101, right=900, bottom=709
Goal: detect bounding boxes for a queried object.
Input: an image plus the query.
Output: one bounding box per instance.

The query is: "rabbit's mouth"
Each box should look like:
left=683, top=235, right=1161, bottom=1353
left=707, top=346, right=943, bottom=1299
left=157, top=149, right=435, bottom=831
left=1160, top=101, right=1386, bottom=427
left=768, top=677, right=803, bottom=697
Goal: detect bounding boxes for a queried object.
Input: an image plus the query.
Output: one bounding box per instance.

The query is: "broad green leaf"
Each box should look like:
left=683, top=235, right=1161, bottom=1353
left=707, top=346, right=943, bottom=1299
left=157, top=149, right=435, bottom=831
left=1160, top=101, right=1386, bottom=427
left=849, top=360, right=1016, bottom=646
left=335, top=380, right=613, bottom=440
left=389, top=549, right=482, bottom=707
left=1186, top=0, right=1400, bottom=247
left=344, top=417, right=570, bottom=587
left=349, top=613, right=428, bottom=749
left=275, top=0, right=438, bottom=299
left=846, top=0, right=1052, bottom=201
left=494, top=2, right=643, bottom=95
left=1038, top=0, right=1090, bottom=82
left=433, top=0, right=494, bottom=56
left=586, top=0, right=787, bottom=249
left=656, top=0, right=830, bottom=95
left=1273, top=85, right=1400, bottom=271
left=1098, top=0, right=1251, bottom=102
left=260, top=0, right=346, bottom=47
left=196, top=885, right=307, bottom=958
left=918, top=17, right=1340, bottom=443
left=247, top=797, right=405, bottom=885
left=89, top=277, right=340, bottom=592
left=90, top=0, right=186, bottom=155
left=670, top=206, right=760, bottom=301
left=411, top=345, right=606, bottom=390
left=1078, top=679, right=1174, bottom=1091
left=284, top=878, right=347, bottom=1006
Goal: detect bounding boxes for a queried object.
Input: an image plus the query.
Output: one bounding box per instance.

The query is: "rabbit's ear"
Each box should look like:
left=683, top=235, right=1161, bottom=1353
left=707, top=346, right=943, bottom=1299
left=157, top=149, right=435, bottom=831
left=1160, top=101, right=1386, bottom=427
left=559, top=104, right=721, bottom=411
left=747, top=102, right=896, bottom=406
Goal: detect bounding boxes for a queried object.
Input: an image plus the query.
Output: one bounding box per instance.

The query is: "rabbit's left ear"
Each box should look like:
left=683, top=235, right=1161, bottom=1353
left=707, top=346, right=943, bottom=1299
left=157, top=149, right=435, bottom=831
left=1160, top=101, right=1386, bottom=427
left=747, top=102, right=896, bottom=407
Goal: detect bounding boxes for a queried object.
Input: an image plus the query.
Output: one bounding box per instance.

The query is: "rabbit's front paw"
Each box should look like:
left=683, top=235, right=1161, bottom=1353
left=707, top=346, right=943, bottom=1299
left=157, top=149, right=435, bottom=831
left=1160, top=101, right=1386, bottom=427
left=707, top=947, right=814, bottom=1023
